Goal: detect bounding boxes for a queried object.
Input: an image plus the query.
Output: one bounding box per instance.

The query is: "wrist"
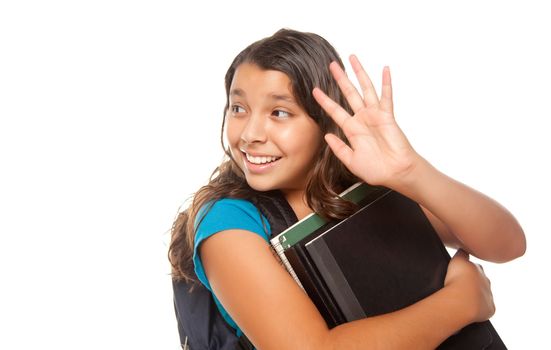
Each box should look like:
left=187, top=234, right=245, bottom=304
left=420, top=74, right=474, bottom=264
left=441, top=283, right=479, bottom=326
left=390, top=154, right=435, bottom=195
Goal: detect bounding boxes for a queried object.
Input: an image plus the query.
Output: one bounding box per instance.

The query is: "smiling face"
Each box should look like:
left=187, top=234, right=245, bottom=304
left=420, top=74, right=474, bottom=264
left=226, top=63, right=322, bottom=196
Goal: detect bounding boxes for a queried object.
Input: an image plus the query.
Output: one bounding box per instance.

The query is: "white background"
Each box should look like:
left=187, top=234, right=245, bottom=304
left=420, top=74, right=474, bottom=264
left=1, top=1, right=549, bottom=349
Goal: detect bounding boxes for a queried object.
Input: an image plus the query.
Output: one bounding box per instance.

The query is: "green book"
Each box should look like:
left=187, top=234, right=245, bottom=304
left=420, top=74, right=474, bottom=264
left=271, top=182, right=388, bottom=250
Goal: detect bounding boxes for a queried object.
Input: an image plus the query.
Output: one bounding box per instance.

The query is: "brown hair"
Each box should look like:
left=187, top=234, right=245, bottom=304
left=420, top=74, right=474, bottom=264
left=169, top=29, right=359, bottom=282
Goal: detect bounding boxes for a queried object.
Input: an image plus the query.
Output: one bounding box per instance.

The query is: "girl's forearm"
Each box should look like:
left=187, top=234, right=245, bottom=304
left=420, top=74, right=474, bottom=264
left=394, top=155, right=526, bottom=262
left=323, top=286, right=473, bottom=350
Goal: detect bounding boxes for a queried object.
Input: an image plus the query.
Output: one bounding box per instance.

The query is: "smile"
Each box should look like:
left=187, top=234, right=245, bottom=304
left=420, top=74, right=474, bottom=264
left=244, top=153, right=282, bottom=165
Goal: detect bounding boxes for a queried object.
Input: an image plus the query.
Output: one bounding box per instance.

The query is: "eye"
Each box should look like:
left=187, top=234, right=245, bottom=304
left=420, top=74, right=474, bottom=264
left=272, top=109, right=291, bottom=119
left=231, top=105, right=246, bottom=114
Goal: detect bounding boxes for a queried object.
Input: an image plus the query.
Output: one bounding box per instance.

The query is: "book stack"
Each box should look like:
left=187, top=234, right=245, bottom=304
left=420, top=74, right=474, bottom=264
left=270, top=183, right=506, bottom=349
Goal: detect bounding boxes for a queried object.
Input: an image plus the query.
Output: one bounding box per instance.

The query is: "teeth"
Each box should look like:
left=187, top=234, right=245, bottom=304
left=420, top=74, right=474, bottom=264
left=245, top=153, right=280, bottom=165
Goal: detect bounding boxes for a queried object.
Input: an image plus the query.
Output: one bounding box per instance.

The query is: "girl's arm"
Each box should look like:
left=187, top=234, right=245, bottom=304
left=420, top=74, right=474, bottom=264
left=200, top=229, right=494, bottom=350
left=402, top=157, right=525, bottom=262
left=312, top=56, right=526, bottom=263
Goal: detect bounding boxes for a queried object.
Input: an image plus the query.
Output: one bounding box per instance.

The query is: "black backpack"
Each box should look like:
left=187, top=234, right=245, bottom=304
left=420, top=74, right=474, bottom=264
left=172, top=191, right=298, bottom=350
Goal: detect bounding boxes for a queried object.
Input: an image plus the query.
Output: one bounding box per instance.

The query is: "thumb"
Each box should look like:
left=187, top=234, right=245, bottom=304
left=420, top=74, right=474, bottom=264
left=453, top=248, right=470, bottom=261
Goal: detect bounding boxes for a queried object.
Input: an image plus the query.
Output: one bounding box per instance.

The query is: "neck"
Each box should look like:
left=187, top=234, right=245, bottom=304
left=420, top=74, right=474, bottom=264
left=282, top=189, right=313, bottom=220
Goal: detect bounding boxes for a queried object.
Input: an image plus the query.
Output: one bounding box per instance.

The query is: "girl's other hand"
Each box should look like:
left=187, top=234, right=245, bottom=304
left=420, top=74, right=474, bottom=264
left=444, top=249, right=496, bottom=323
left=313, top=55, right=421, bottom=189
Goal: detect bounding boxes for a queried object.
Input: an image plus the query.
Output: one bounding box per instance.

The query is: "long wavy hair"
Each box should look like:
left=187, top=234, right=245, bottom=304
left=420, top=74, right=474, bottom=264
left=169, top=29, right=360, bottom=282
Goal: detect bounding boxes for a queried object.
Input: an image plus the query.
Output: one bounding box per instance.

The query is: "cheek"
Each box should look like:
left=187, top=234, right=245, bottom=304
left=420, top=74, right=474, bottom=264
left=225, top=120, right=243, bottom=163
left=304, top=134, right=323, bottom=163
left=225, top=118, right=241, bottom=146
left=273, top=127, right=293, bottom=146
left=302, top=125, right=323, bottom=163
left=275, top=122, right=322, bottom=159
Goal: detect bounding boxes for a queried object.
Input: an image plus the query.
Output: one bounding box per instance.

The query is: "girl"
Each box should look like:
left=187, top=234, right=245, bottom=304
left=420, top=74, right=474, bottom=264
left=169, top=28, right=526, bottom=349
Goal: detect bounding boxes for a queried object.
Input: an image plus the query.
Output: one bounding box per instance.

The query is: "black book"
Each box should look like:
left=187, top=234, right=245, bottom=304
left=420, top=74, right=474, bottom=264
left=270, top=183, right=506, bottom=349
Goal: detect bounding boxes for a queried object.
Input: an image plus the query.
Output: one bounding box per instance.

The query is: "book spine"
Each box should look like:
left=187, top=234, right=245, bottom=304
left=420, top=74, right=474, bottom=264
left=286, top=245, right=347, bottom=328
left=305, top=237, right=367, bottom=322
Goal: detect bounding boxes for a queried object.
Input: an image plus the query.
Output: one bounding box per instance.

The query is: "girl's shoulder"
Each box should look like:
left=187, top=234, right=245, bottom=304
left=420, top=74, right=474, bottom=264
left=195, top=197, right=271, bottom=241
left=197, top=197, right=264, bottom=223
left=207, top=197, right=260, bottom=215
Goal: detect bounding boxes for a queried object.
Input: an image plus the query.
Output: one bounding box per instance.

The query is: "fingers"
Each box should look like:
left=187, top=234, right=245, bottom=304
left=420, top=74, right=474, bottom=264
left=317, top=57, right=395, bottom=126
left=347, top=56, right=394, bottom=115
left=349, top=55, right=380, bottom=107
left=312, top=87, right=353, bottom=128
left=453, top=248, right=469, bottom=260
left=453, top=250, right=491, bottom=287
left=476, top=264, right=491, bottom=285
left=324, top=133, right=353, bottom=168
left=380, top=66, right=394, bottom=113
left=329, top=61, right=365, bottom=113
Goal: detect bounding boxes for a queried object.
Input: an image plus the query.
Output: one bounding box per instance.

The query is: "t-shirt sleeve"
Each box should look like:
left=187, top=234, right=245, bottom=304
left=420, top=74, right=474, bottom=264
left=193, top=198, right=271, bottom=292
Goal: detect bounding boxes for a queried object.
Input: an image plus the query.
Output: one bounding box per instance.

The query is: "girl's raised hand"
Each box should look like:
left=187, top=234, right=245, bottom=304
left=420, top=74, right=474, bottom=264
left=313, top=55, right=420, bottom=189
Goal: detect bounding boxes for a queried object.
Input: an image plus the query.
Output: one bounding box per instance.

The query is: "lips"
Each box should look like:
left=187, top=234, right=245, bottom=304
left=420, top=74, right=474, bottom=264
left=240, top=150, right=282, bottom=173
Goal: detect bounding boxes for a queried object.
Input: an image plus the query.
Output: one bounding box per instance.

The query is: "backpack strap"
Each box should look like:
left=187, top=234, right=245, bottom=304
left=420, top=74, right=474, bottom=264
left=252, top=190, right=299, bottom=237
left=236, top=335, right=255, bottom=350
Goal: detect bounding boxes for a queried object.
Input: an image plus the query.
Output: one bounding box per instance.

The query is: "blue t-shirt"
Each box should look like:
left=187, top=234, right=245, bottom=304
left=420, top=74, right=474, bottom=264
left=193, top=198, right=271, bottom=338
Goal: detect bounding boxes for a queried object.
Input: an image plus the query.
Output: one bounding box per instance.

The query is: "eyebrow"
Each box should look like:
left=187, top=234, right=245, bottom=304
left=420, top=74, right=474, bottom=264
left=230, top=88, right=245, bottom=97
left=269, top=93, right=296, bottom=104
left=229, top=88, right=297, bottom=105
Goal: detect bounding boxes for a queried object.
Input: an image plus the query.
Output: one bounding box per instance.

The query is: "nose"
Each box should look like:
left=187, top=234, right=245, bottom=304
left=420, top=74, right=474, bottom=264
left=241, top=113, right=267, bottom=144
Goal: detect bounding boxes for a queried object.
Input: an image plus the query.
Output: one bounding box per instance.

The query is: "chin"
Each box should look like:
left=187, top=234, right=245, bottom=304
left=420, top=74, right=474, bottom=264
left=246, top=182, right=276, bottom=192
left=245, top=178, right=280, bottom=193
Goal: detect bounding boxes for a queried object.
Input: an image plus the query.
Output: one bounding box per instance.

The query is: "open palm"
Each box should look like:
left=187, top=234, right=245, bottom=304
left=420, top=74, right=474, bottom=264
left=313, top=55, right=419, bottom=189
